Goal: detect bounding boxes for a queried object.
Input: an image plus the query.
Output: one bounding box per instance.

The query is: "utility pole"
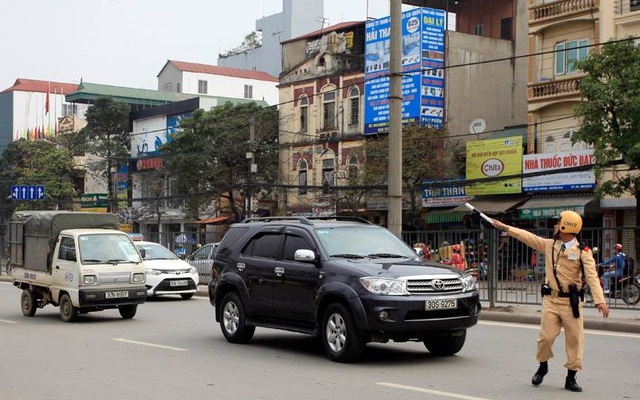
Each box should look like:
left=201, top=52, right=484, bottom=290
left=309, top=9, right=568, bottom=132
left=388, top=0, right=403, bottom=237
left=246, top=117, right=256, bottom=219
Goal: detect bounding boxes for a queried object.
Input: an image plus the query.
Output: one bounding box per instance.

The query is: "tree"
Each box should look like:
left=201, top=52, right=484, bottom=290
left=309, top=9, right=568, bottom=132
left=361, top=124, right=462, bottom=228
left=80, top=97, right=131, bottom=212
left=0, top=138, right=77, bottom=215
left=161, top=102, right=279, bottom=221
left=573, top=38, right=640, bottom=254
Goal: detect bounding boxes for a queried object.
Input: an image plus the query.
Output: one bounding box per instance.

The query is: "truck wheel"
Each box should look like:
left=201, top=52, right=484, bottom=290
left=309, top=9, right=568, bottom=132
left=220, top=292, right=255, bottom=343
left=59, top=293, right=77, bottom=322
left=119, top=305, right=137, bottom=319
left=321, top=303, right=366, bottom=363
left=424, top=330, right=466, bottom=356
left=21, top=289, right=37, bottom=317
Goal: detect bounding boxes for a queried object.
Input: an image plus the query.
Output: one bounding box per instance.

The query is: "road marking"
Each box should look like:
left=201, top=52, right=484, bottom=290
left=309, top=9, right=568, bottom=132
left=113, top=338, right=187, bottom=351
left=480, top=321, right=640, bottom=338
left=0, top=319, right=18, bottom=324
left=377, top=382, right=492, bottom=400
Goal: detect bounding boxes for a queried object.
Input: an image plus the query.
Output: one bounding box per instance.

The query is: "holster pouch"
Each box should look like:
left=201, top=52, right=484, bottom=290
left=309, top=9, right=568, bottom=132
left=541, top=284, right=552, bottom=297
left=569, top=284, right=580, bottom=318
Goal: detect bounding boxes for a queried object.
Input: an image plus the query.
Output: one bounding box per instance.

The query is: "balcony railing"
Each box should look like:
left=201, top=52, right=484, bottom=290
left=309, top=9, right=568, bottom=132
left=530, top=77, right=582, bottom=100
left=615, top=0, right=640, bottom=15
left=531, top=0, right=598, bottom=24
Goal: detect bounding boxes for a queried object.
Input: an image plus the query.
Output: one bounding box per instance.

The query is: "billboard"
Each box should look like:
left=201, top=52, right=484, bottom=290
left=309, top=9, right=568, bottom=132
left=131, top=112, right=191, bottom=158
left=466, top=136, right=523, bottom=195
left=364, top=7, right=446, bottom=135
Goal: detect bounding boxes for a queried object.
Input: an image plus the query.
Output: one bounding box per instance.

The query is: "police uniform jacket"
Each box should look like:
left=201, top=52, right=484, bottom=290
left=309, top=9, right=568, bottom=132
left=507, top=226, right=606, bottom=305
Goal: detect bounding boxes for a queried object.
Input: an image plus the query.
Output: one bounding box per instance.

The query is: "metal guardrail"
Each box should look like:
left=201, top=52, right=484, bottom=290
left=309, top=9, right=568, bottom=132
left=403, top=226, right=640, bottom=310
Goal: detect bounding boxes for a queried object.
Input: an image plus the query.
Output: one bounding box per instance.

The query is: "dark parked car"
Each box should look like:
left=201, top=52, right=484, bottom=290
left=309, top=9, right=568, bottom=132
left=209, top=217, right=481, bottom=363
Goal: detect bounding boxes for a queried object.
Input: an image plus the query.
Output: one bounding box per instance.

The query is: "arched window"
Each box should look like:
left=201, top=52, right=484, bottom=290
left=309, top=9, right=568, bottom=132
left=347, top=153, right=359, bottom=178
left=349, top=86, right=360, bottom=126
left=298, top=159, right=308, bottom=195
left=323, top=89, right=337, bottom=130
left=544, top=135, right=555, bottom=153
left=322, top=151, right=336, bottom=187
left=299, top=96, right=308, bottom=133
left=560, top=131, right=571, bottom=152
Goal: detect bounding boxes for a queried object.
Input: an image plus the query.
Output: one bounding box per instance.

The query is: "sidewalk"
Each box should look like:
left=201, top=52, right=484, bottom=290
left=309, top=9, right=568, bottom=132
left=2, top=274, right=639, bottom=334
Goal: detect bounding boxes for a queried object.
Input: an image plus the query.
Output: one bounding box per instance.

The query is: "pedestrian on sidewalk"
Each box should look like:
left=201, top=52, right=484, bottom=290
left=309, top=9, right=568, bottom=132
left=491, top=210, right=609, bottom=393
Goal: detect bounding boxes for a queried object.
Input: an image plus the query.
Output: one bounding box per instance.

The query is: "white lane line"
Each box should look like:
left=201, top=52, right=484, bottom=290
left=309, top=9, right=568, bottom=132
left=113, top=338, right=187, bottom=351
left=480, top=320, right=640, bottom=338
left=377, top=382, right=492, bottom=400
left=0, top=319, right=18, bottom=324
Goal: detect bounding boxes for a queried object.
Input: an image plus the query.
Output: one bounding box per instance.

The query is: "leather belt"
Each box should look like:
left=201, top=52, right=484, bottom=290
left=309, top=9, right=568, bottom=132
left=549, top=290, right=570, bottom=298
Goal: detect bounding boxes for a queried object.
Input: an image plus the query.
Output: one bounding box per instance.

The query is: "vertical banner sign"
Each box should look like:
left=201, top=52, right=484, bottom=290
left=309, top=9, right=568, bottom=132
left=466, top=136, right=523, bottom=195
left=364, top=7, right=446, bottom=135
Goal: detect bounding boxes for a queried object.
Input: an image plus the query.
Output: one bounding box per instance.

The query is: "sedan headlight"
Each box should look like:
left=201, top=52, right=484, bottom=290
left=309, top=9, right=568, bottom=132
left=145, top=269, right=163, bottom=275
left=461, top=274, right=478, bottom=292
left=360, top=277, right=409, bottom=296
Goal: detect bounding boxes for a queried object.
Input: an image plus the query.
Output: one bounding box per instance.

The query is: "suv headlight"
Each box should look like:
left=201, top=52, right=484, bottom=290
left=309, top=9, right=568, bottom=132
left=461, top=274, right=478, bottom=292
left=360, top=277, right=409, bottom=296
left=189, top=267, right=197, bottom=274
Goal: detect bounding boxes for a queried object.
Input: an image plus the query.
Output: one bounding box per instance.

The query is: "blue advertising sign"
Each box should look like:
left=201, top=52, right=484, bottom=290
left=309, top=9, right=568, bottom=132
left=364, top=7, right=446, bottom=135
left=11, top=185, right=45, bottom=201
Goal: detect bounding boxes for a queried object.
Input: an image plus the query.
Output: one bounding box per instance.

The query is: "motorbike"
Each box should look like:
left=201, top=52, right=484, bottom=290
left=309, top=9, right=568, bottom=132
left=581, top=246, right=640, bottom=305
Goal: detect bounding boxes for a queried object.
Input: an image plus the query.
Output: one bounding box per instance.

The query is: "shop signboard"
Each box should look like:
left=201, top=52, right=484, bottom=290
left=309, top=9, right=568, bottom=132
left=421, top=178, right=472, bottom=207
left=522, top=149, right=595, bottom=192
left=466, top=136, right=523, bottom=195
left=520, top=204, right=586, bottom=220
left=364, top=7, right=446, bottom=134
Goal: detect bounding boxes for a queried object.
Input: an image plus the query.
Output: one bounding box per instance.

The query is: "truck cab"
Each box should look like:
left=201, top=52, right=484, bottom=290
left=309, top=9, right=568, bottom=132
left=9, top=211, right=147, bottom=322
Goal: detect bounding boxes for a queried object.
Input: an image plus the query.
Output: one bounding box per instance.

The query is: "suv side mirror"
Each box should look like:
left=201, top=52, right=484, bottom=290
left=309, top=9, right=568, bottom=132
left=294, top=249, right=316, bottom=263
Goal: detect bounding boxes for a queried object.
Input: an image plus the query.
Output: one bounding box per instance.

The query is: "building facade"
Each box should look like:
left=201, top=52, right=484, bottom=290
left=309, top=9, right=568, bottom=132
left=157, top=60, right=279, bottom=106
left=217, top=0, right=325, bottom=77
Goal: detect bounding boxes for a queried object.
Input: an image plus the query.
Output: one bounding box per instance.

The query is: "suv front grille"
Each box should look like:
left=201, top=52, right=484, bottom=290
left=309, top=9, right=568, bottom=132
left=406, top=277, right=462, bottom=294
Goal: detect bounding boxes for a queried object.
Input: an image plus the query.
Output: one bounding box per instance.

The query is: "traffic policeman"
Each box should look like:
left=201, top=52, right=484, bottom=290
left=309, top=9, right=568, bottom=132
left=491, top=211, right=609, bottom=392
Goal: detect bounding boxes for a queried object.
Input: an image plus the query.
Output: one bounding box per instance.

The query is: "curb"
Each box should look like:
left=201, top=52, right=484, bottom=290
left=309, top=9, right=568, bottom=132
left=480, top=307, right=640, bottom=334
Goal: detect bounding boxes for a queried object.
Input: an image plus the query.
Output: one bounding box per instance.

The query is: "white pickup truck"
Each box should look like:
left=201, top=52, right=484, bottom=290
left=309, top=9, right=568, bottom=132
left=9, top=211, right=147, bottom=322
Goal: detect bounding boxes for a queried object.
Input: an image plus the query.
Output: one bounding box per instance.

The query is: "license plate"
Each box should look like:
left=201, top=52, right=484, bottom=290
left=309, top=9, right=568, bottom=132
left=425, top=299, right=457, bottom=310
left=170, top=280, right=188, bottom=287
left=105, top=291, right=128, bottom=299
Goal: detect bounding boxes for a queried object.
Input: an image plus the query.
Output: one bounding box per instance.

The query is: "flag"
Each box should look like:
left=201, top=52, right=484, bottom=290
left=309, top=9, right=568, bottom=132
left=45, top=83, right=50, bottom=114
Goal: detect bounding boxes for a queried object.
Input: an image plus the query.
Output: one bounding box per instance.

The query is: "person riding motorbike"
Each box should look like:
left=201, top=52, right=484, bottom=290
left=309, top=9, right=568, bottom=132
left=598, top=243, right=626, bottom=295
left=444, top=244, right=465, bottom=271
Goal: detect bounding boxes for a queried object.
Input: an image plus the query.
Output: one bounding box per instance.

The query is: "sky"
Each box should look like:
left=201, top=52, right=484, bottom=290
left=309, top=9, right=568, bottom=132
left=0, top=0, right=394, bottom=91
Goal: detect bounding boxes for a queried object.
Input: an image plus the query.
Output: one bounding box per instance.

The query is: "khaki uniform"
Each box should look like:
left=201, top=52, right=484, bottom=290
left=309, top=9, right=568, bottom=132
left=507, top=227, right=605, bottom=371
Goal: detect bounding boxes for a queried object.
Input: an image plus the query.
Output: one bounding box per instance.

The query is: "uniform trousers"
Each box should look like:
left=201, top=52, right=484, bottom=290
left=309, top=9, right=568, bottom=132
left=536, top=296, right=584, bottom=371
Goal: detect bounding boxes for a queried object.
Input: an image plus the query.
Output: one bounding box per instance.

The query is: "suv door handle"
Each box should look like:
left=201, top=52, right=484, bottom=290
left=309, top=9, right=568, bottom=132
left=274, top=266, right=285, bottom=277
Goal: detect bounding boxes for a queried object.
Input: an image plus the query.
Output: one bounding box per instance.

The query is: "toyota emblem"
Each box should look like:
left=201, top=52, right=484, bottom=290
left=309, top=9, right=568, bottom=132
left=431, top=279, right=445, bottom=291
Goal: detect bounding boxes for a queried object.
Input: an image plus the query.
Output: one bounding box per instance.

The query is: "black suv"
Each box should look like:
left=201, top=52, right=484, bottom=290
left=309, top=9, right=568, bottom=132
left=209, top=217, right=480, bottom=363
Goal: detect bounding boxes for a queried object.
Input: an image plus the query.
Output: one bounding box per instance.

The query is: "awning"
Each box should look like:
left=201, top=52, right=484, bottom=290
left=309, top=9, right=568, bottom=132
left=452, top=195, right=529, bottom=214
left=425, top=210, right=466, bottom=224
left=196, top=216, right=229, bottom=224
left=518, top=195, right=596, bottom=219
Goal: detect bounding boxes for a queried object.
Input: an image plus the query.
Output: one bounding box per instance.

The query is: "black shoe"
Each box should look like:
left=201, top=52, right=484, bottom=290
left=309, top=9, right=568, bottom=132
left=531, top=363, right=548, bottom=386
left=565, top=377, right=583, bottom=392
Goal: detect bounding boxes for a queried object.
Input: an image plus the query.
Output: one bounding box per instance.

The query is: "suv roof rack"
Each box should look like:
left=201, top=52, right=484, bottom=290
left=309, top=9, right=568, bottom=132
left=240, top=216, right=372, bottom=225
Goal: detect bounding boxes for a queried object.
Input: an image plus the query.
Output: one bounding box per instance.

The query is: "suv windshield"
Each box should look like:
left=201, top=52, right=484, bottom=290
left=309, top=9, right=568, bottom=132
left=315, top=226, right=418, bottom=259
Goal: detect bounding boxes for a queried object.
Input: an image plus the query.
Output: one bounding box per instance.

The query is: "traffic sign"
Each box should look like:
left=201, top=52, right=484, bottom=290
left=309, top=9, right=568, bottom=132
left=11, top=185, right=45, bottom=201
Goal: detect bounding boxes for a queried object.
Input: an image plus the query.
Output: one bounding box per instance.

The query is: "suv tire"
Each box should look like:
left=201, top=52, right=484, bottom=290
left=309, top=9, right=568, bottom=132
left=220, top=292, right=255, bottom=343
left=321, top=303, right=366, bottom=363
left=423, top=330, right=466, bottom=356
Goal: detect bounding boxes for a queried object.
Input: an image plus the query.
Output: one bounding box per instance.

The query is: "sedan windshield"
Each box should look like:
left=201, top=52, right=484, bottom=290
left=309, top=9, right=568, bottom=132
left=315, top=226, right=417, bottom=259
left=135, top=243, right=179, bottom=261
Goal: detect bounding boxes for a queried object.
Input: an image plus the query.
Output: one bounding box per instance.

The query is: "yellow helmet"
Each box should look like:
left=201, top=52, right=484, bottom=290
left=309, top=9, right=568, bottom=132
left=558, top=210, right=582, bottom=234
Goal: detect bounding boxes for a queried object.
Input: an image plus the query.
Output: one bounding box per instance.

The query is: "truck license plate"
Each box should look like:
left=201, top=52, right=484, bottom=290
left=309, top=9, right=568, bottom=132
left=170, top=280, right=188, bottom=287
left=105, top=291, right=129, bottom=299
left=425, top=299, right=457, bottom=310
